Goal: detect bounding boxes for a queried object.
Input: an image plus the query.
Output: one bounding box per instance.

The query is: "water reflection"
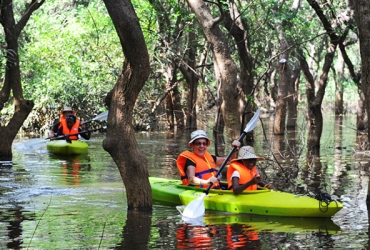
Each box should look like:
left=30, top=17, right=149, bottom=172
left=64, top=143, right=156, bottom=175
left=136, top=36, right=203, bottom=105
left=0, top=162, right=35, bottom=249
left=117, top=210, right=152, bottom=249
left=49, top=155, right=92, bottom=186
left=176, top=222, right=261, bottom=249
left=173, top=212, right=341, bottom=249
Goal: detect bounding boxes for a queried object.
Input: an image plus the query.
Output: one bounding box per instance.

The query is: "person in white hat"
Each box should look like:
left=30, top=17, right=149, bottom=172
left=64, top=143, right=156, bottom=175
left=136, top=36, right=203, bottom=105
left=54, top=114, right=91, bottom=142
left=49, top=106, right=81, bottom=138
left=226, top=146, right=273, bottom=194
left=176, top=130, right=240, bottom=189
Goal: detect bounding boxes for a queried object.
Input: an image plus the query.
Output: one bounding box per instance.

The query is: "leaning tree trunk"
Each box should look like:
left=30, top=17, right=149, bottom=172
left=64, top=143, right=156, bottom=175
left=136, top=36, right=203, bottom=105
left=0, top=0, right=44, bottom=160
left=186, top=0, right=240, bottom=140
left=353, top=0, right=370, bottom=145
left=102, top=0, right=152, bottom=210
left=223, top=2, right=256, bottom=144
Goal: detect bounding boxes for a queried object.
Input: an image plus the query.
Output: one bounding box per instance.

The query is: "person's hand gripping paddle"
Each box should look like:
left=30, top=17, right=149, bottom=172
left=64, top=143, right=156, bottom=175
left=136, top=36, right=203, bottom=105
left=181, top=108, right=261, bottom=219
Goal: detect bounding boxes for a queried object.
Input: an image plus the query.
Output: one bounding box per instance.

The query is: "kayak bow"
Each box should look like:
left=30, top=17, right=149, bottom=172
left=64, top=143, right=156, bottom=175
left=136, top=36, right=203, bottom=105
left=47, top=140, right=88, bottom=156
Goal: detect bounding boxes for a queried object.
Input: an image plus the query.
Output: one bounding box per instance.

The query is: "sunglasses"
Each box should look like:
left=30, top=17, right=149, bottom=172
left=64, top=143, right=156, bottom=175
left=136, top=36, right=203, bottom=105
left=194, top=141, right=208, bottom=146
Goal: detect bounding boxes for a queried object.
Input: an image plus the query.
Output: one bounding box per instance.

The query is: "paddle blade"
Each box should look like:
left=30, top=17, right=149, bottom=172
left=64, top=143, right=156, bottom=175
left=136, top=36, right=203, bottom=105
left=182, top=193, right=206, bottom=219
left=21, top=138, right=48, bottom=151
left=92, top=111, right=108, bottom=121
left=244, top=108, right=260, bottom=133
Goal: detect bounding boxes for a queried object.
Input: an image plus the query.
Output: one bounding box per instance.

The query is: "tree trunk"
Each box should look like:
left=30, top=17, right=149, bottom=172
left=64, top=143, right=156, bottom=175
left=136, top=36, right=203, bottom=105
left=273, top=59, right=288, bottom=135
left=273, top=0, right=300, bottom=134
left=301, top=0, right=349, bottom=150
left=353, top=0, right=370, bottom=145
left=186, top=0, right=240, bottom=140
left=334, top=49, right=345, bottom=115
left=148, top=0, right=186, bottom=130
left=102, top=0, right=152, bottom=210
left=224, top=1, right=255, bottom=129
left=357, top=91, right=366, bottom=131
left=179, top=30, right=199, bottom=130
left=165, top=92, right=175, bottom=129
left=163, top=63, right=179, bottom=129
left=0, top=0, right=44, bottom=160
left=286, top=63, right=300, bottom=128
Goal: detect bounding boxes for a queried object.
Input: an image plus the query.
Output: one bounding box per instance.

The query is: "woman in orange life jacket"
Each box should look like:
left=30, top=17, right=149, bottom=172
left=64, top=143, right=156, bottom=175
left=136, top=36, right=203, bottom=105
left=176, top=130, right=241, bottom=189
left=49, top=106, right=78, bottom=138
left=227, top=146, right=273, bottom=194
left=55, top=114, right=91, bottom=142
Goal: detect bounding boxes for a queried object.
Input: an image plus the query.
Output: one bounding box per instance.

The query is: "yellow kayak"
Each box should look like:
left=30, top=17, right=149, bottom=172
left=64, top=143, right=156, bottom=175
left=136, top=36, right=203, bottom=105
left=150, top=177, right=343, bottom=217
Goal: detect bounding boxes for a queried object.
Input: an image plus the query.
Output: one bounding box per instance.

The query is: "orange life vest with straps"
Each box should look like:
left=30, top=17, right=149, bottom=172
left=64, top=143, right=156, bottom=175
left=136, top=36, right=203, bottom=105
left=176, top=150, right=220, bottom=189
left=227, top=161, right=258, bottom=190
left=58, top=115, right=79, bottom=128
left=59, top=119, right=80, bottom=140
left=59, top=115, right=67, bottom=124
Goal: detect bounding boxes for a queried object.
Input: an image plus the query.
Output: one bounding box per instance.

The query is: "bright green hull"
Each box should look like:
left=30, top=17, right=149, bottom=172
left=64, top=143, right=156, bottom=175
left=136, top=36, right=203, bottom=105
left=47, top=140, right=88, bottom=156
left=150, top=177, right=343, bottom=218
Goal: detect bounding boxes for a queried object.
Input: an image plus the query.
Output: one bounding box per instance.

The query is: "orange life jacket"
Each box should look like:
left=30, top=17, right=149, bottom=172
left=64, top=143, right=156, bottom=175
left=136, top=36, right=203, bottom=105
left=60, top=119, right=80, bottom=140
left=227, top=161, right=258, bottom=190
left=226, top=224, right=248, bottom=248
left=59, top=115, right=67, bottom=124
left=58, top=115, right=79, bottom=128
left=176, top=224, right=214, bottom=250
left=176, top=150, right=220, bottom=189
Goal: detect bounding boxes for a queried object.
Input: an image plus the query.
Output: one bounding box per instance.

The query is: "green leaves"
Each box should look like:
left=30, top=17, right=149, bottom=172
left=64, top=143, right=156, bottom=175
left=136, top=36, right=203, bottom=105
left=20, top=1, right=120, bottom=130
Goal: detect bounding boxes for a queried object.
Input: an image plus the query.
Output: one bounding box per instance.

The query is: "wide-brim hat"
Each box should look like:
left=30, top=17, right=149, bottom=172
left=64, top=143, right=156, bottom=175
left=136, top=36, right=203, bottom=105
left=231, top=146, right=265, bottom=162
left=60, top=106, right=76, bottom=115
left=188, top=130, right=211, bottom=147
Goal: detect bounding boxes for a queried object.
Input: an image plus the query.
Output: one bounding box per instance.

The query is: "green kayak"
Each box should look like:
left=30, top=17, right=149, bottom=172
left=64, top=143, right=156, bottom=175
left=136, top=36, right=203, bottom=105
left=150, top=177, right=343, bottom=218
left=47, top=140, right=88, bottom=156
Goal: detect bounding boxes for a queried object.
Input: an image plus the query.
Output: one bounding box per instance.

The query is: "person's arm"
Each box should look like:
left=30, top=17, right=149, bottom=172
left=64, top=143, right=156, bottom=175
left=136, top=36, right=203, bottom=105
left=79, top=127, right=91, bottom=140
left=55, top=126, right=65, bottom=140
left=231, top=175, right=261, bottom=195
left=186, top=165, right=217, bottom=186
left=255, top=169, right=273, bottom=189
left=49, top=121, right=60, bottom=138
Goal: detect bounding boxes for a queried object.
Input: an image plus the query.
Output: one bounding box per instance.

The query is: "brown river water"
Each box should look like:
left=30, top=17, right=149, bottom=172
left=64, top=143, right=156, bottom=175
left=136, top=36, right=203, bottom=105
left=2, top=113, right=369, bottom=249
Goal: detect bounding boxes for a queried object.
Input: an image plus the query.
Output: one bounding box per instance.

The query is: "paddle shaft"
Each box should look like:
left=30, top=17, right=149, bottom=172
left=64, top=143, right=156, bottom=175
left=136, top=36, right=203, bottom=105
left=50, top=111, right=108, bottom=127
left=47, top=111, right=108, bottom=139
left=181, top=108, right=260, bottom=219
left=51, top=126, right=106, bottom=141
left=204, top=130, right=248, bottom=195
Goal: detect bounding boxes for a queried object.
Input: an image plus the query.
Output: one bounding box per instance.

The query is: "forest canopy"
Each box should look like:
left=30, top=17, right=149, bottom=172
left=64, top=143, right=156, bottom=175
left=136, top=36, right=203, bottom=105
left=0, top=0, right=361, bottom=136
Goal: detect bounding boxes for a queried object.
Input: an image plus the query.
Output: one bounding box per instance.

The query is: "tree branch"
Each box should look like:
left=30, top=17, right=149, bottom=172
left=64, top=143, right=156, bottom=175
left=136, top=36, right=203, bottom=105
left=16, top=0, right=45, bottom=37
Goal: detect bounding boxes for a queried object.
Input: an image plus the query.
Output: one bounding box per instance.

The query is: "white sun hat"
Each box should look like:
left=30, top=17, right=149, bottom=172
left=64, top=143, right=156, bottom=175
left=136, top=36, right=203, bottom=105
left=231, top=146, right=265, bottom=162
left=188, top=130, right=211, bottom=147
left=60, top=106, right=76, bottom=115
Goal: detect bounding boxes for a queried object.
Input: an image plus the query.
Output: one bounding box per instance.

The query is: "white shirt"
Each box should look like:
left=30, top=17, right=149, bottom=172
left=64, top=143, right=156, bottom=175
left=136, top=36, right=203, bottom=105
left=230, top=170, right=240, bottom=181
